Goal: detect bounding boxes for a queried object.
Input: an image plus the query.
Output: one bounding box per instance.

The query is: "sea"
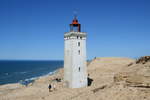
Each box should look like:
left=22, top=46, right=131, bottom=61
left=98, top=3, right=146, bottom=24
left=0, top=60, right=63, bottom=85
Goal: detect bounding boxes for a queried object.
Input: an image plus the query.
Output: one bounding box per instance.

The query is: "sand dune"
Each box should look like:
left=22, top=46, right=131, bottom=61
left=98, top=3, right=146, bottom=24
left=1, top=57, right=150, bottom=100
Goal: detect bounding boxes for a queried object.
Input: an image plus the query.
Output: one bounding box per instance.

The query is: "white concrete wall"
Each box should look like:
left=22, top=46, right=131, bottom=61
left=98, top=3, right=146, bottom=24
left=64, top=32, right=87, bottom=88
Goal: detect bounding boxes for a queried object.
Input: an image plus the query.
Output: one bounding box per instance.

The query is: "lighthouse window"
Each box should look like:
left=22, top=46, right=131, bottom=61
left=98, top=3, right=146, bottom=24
left=78, top=42, right=80, bottom=46
left=79, top=67, right=80, bottom=72
left=78, top=50, right=80, bottom=55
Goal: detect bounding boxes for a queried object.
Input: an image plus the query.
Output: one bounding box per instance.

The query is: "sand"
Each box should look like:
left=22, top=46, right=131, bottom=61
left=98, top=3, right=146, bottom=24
left=0, top=57, right=150, bottom=100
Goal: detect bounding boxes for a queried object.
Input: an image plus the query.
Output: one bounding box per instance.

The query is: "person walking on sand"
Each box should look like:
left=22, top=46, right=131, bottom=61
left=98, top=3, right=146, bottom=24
left=53, top=84, right=56, bottom=90
left=48, top=84, right=52, bottom=92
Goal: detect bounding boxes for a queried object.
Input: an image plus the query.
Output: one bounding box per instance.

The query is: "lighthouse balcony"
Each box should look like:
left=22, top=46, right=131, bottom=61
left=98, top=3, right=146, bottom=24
left=64, top=32, right=86, bottom=38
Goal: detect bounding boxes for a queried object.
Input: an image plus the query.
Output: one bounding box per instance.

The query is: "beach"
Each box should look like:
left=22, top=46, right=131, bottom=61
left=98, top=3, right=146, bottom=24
left=1, top=57, right=150, bottom=100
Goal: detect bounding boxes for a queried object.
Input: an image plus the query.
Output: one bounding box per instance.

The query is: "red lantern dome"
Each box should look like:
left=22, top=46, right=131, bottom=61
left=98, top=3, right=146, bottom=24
left=70, top=16, right=81, bottom=32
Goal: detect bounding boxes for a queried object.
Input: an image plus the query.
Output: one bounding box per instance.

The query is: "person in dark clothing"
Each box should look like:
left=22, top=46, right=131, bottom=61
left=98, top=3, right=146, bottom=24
left=87, top=74, right=93, bottom=86
left=48, top=84, right=52, bottom=92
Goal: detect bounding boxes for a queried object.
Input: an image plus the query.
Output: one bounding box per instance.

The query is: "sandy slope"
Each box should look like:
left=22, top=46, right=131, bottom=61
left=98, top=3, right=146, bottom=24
left=1, top=57, right=150, bottom=100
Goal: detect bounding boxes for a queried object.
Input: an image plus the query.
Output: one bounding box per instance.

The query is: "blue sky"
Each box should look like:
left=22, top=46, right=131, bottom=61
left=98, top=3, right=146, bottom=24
left=0, top=0, right=150, bottom=60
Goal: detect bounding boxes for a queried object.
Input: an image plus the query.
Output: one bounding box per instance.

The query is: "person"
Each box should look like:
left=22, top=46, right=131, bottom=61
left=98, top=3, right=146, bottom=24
left=53, top=84, right=56, bottom=90
left=48, top=84, right=52, bottom=92
left=87, top=74, right=93, bottom=86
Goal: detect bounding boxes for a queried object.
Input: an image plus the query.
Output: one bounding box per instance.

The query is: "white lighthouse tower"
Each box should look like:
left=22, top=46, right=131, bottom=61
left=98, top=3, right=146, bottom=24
left=64, top=16, right=87, bottom=88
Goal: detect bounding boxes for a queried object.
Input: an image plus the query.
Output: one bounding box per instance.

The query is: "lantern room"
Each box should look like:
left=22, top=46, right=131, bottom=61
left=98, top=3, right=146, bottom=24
left=70, top=17, right=81, bottom=32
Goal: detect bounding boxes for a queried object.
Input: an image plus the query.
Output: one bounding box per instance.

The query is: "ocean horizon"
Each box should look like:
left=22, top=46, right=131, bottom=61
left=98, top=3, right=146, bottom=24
left=0, top=60, right=63, bottom=85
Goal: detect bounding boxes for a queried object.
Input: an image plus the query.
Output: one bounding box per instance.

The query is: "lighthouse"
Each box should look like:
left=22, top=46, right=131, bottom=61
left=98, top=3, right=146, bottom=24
left=64, top=16, right=87, bottom=88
